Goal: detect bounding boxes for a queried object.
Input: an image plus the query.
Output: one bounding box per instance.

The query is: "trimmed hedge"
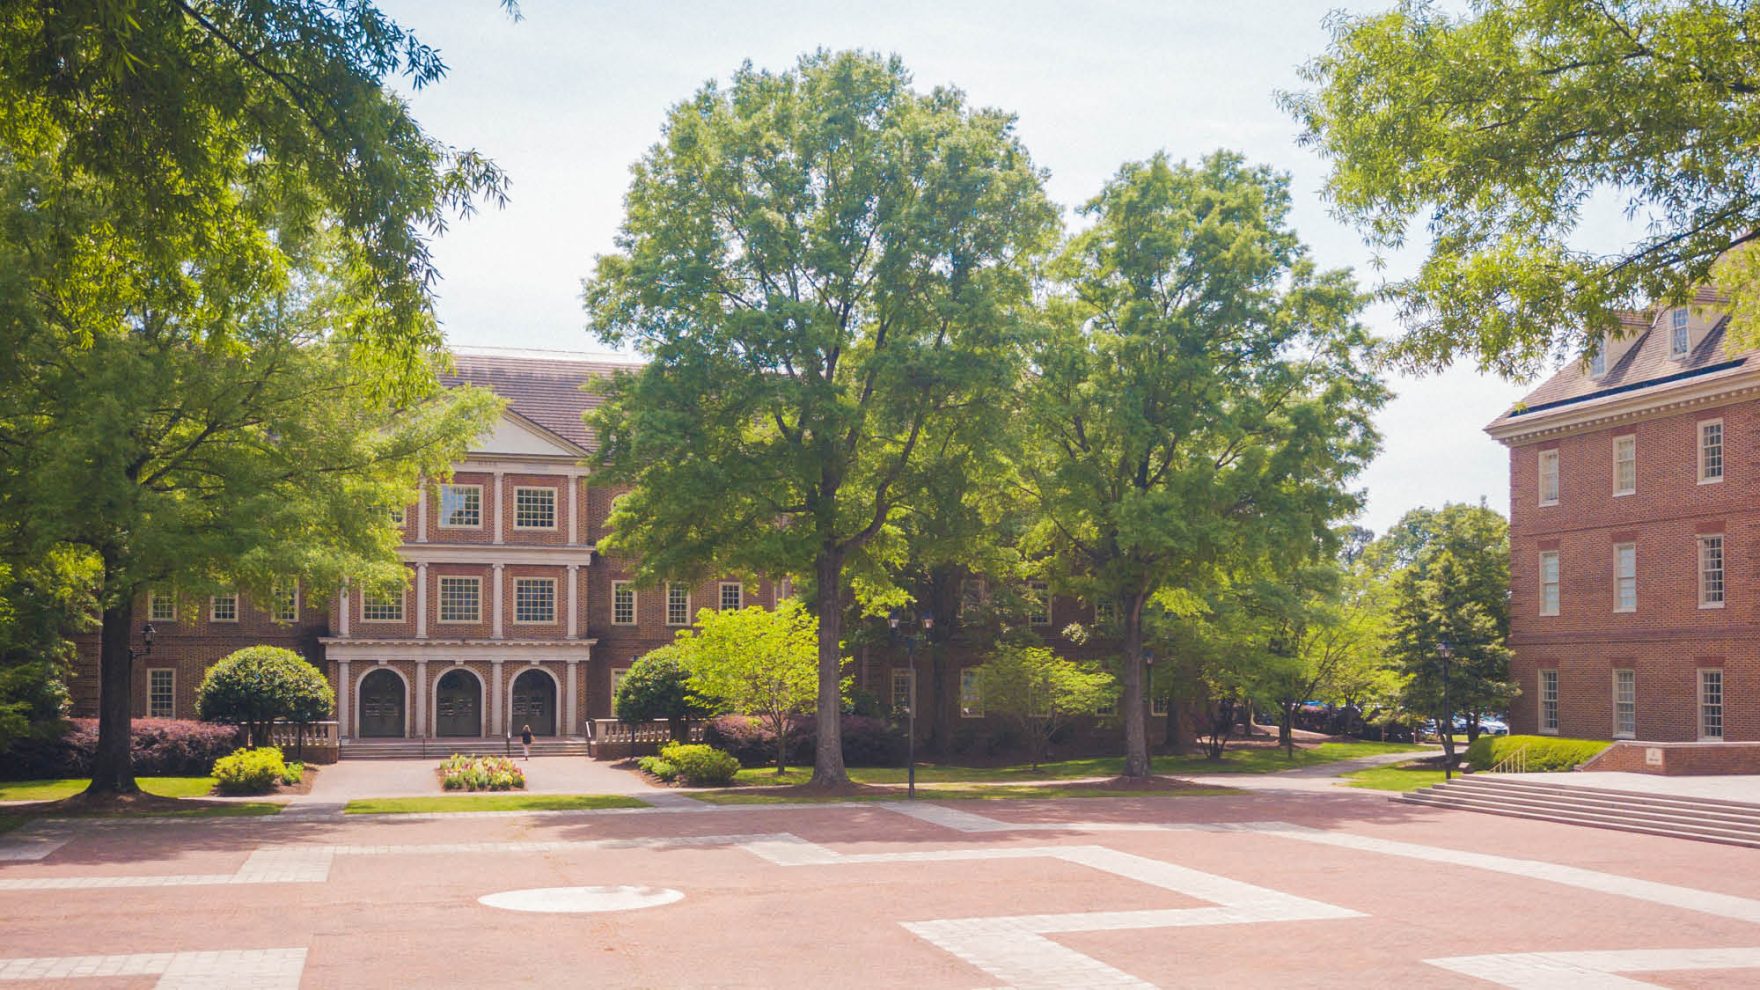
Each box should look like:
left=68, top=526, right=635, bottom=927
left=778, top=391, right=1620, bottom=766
left=657, top=743, right=739, bottom=786
left=704, top=714, right=906, bottom=768
left=213, top=746, right=287, bottom=795
left=2, top=718, right=244, bottom=779
left=636, top=756, right=678, bottom=782
left=1465, top=734, right=1611, bottom=773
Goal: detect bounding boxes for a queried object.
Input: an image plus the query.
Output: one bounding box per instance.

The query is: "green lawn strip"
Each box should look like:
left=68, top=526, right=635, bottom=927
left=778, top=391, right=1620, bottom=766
left=1341, top=762, right=1448, bottom=792
left=0, top=777, right=218, bottom=802
left=690, top=783, right=1238, bottom=805
left=0, top=813, right=26, bottom=834
left=344, top=794, right=649, bottom=815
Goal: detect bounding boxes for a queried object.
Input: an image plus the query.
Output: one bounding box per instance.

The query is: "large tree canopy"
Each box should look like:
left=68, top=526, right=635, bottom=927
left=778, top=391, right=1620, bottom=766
left=1285, top=0, right=1760, bottom=376
left=584, top=50, right=1058, bottom=786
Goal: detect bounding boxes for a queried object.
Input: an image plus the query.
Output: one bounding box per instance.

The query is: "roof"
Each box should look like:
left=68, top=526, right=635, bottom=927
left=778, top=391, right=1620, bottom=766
left=443, top=347, right=642, bottom=452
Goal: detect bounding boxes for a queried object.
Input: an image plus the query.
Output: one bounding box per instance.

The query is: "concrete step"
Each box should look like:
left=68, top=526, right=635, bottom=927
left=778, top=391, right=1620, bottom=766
left=1397, top=780, right=1760, bottom=849
left=1412, top=785, right=1760, bottom=838
left=1397, top=790, right=1760, bottom=849
left=340, top=738, right=589, bottom=760
left=1452, top=774, right=1760, bottom=816
left=1443, top=778, right=1760, bottom=828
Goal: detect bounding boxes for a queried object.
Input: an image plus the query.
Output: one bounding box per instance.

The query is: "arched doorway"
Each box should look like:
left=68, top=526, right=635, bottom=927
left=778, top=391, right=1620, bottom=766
left=510, top=668, right=557, bottom=737
left=357, top=669, right=407, bottom=738
left=435, top=668, right=483, bottom=737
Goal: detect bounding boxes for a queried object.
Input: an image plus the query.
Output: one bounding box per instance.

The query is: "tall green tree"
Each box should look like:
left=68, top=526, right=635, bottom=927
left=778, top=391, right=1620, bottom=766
left=973, top=643, right=1115, bottom=769
left=1285, top=0, right=1760, bottom=375
left=1020, top=152, right=1386, bottom=778
left=584, top=51, right=1058, bottom=786
left=676, top=602, right=826, bottom=776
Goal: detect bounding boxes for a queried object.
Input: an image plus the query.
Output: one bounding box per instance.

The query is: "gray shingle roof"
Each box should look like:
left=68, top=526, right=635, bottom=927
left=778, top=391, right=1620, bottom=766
left=443, top=348, right=641, bottom=452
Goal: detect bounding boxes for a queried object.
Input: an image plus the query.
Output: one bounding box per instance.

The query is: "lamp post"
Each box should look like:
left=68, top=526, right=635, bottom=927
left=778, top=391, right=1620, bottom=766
left=1437, top=638, right=1454, bottom=780
left=128, top=622, right=156, bottom=663
left=889, top=609, right=934, bottom=799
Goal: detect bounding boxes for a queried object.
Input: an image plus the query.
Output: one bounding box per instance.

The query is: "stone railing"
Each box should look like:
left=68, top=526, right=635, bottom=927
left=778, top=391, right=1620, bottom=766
left=584, top=719, right=706, bottom=759
left=267, top=720, right=340, bottom=763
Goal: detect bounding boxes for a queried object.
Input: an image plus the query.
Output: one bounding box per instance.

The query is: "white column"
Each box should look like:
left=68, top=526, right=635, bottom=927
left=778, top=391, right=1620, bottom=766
left=338, top=583, right=351, bottom=638
left=413, top=660, right=427, bottom=739
left=416, top=481, right=428, bottom=543
left=568, top=475, right=580, bottom=545
left=336, top=660, right=352, bottom=740
left=415, top=563, right=429, bottom=639
left=566, top=564, right=579, bottom=640
left=565, top=659, right=580, bottom=737
left=493, top=470, right=506, bottom=545
left=490, top=659, right=505, bottom=737
left=491, top=563, right=505, bottom=639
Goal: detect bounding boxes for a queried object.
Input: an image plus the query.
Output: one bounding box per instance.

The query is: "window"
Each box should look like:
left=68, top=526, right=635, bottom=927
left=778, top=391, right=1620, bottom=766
left=959, top=668, right=983, bottom=718
left=1538, top=551, right=1560, bottom=616
left=1613, top=669, right=1636, bottom=739
left=960, top=578, right=986, bottom=618
left=1539, top=669, right=1559, bottom=733
left=438, top=577, right=481, bottom=623
left=1152, top=694, right=1170, bottom=717
left=514, top=487, right=557, bottom=530
left=1589, top=345, right=1606, bottom=378
left=514, top=578, right=556, bottom=623
left=438, top=484, right=482, bottom=528
left=891, top=669, right=916, bottom=714
left=210, top=593, right=238, bottom=623
left=273, top=581, right=299, bottom=623
left=611, top=667, right=630, bottom=700
left=1613, top=435, right=1636, bottom=495
left=666, top=583, right=691, bottom=626
left=1097, top=695, right=1117, bottom=717
left=1699, top=535, right=1725, bottom=608
left=1671, top=308, right=1690, bottom=357
left=361, top=587, right=405, bottom=622
left=1027, top=581, right=1051, bottom=626
left=1095, top=598, right=1121, bottom=625
left=1613, top=543, right=1636, bottom=613
left=612, top=581, right=636, bottom=625
left=1699, top=420, right=1724, bottom=483
left=388, top=505, right=406, bottom=525
left=1700, top=669, right=1724, bottom=740
left=719, top=582, right=743, bottom=611
left=148, top=669, right=175, bottom=719
left=1538, top=449, right=1560, bottom=505
left=148, top=590, right=176, bottom=623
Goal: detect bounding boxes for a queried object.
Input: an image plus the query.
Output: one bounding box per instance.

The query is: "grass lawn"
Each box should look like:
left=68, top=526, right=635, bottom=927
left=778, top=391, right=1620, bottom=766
left=691, top=783, right=1239, bottom=805
left=344, top=794, right=650, bottom=815
left=730, top=740, right=1426, bottom=788
left=0, top=777, right=218, bottom=802
left=1342, top=762, right=1448, bottom=792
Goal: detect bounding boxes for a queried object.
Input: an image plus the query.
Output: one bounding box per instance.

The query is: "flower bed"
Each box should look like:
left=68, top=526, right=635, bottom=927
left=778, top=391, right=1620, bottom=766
left=439, top=754, right=526, bottom=792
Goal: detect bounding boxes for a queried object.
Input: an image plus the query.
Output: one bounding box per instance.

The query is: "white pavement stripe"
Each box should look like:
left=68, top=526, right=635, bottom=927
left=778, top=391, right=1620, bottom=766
left=1426, top=947, right=1760, bottom=989
left=0, top=948, right=305, bottom=988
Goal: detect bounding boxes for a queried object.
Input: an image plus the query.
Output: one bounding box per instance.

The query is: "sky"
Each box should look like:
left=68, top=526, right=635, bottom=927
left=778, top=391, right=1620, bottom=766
left=380, top=0, right=1535, bottom=536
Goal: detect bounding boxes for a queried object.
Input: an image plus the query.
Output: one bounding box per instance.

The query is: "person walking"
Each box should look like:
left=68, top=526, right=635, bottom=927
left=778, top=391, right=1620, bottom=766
left=520, top=724, right=533, bottom=760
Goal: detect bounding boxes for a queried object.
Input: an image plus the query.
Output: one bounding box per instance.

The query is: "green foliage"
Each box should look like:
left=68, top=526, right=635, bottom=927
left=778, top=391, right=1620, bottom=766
left=974, top=644, right=1116, bottom=768
left=438, top=754, right=525, bottom=792
left=1284, top=0, right=1760, bottom=374
left=0, top=549, right=95, bottom=753
left=657, top=743, right=741, bottom=787
left=636, top=756, right=679, bottom=782
left=613, top=645, right=711, bottom=728
left=675, top=602, right=830, bottom=774
left=196, top=647, right=335, bottom=747
left=280, top=761, right=305, bottom=787
left=211, top=746, right=287, bottom=796
left=1465, top=734, right=1611, bottom=773
left=584, top=50, right=1058, bottom=785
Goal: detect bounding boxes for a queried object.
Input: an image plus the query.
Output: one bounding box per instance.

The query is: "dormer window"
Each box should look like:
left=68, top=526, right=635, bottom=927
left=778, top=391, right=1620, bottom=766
left=1589, top=344, right=1606, bottom=378
left=1671, top=308, right=1690, bottom=358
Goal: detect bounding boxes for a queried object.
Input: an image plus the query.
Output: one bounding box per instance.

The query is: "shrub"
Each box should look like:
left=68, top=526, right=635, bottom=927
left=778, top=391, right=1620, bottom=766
left=197, top=646, right=335, bottom=746
left=1465, top=734, right=1611, bottom=772
left=212, top=746, right=288, bottom=795
left=438, top=754, right=525, bottom=791
left=614, top=646, right=712, bottom=736
left=280, top=761, right=305, bottom=787
left=704, top=714, right=905, bottom=768
left=1, top=718, right=243, bottom=779
left=636, top=756, right=678, bottom=782
left=657, top=743, right=739, bottom=786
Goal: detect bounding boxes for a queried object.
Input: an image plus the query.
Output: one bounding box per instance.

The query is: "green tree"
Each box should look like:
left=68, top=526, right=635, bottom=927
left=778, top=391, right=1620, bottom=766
left=1020, top=151, right=1386, bottom=778
left=196, top=645, right=336, bottom=747
left=584, top=51, right=1058, bottom=787
left=1284, top=0, right=1760, bottom=375
left=676, top=602, right=828, bottom=776
left=974, top=643, right=1115, bottom=769
left=613, top=645, right=711, bottom=741
left=0, top=550, right=97, bottom=754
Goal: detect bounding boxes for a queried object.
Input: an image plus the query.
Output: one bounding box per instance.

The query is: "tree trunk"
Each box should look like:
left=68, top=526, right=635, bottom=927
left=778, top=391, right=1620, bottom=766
left=810, top=549, right=849, bottom=787
left=1119, top=592, right=1150, bottom=778
left=927, top=643, right=950, bottom=756
left=774, top=715, right=787, bottom=776
left=1281, top=703, right=1295, bottom=757
left=86, top=559, right=139, bottom=797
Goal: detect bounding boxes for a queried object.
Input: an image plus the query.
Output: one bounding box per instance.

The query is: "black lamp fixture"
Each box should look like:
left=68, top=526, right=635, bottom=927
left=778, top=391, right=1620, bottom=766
left=129, top=622, right=157, bottom=662
left=1436, top=638, right=1454, bottom=780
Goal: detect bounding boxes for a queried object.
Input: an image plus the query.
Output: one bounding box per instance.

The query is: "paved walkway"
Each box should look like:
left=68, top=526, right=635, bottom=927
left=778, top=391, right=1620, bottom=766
left=1518, top=770, right=1760, bottom=806
left=290, top=756, right=659, bottom=806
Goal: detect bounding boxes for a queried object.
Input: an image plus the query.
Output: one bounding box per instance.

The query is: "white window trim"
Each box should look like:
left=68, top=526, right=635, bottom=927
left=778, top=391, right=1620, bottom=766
left=665, top=583, right=692, bottom=627
left=1613, top=542, right=1636, bottom=613
left=1589, top=346, right=1606, bottom=378
left=437, top=483, right=484, bottom=529
left=512, top=486, right=559, bottom=531
left=1698, top=418, right=1725, bottom=485
left=436, top=576, right=483, bottom=624
left=147, top=668, right=176, bottom=719
left=273, top=581, right=300, bottom=624
left=511, top=576, right=558, bottom=624
left=1538, top=449, right=1560, bottom=506
left=148, top=590, right=177, bottom=623
left=1698, top=669, right=1725, bottom=741
left=1698, top=534, right=1726, bottom=609
left=360, top=588, right=407, bottom=623
left=1538, top=669, right=1560, bottom=735
left=1027, top=581, right=1051, bottom=626
left=719, top=581, right=743, bottom=611
left=389, top=505, right=406, bottom=525
left=1538, top=550, right=1560, bottom=617
left=1612, top=435, right=1636, bottom=496
left=1152, top=694, right=1170, bottom=717
left=209, top=593, right=239, bottom=623
left=959, top=668, right=984, bottom=718
left=891, top=668, right=917, bottom=714
left=1611, top=669, right=1636, bottom=740
left=611, top=580, right=637, bottom=626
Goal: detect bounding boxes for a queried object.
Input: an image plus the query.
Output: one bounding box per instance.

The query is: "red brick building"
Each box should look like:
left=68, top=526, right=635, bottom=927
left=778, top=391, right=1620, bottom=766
left=1488, top=292, right=1754, bottom=744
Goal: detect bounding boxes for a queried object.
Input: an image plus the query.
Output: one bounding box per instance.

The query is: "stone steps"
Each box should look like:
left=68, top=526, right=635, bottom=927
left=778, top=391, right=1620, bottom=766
left=1397, top=775, right=1760, bottom=849
left=340, top=738, right=590, bottom=760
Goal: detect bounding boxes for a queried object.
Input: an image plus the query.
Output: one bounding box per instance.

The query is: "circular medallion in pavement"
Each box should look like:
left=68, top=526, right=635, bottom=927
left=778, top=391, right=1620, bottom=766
left=477, top=885, right=684, bottom=914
